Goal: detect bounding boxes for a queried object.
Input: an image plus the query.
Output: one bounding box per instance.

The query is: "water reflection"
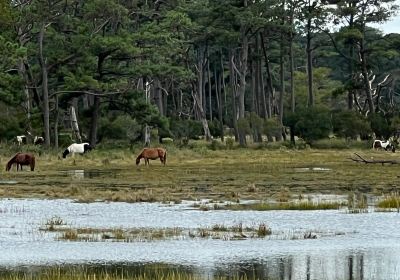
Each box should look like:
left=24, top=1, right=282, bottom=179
left=1, top=199, right=400, bottom=279
left=0, top=253, right=391, bottom=280
left=60, top=169, right=118, bottom=179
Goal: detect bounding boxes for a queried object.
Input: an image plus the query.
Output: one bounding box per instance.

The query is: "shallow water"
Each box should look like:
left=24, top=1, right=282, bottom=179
left=0, top=199, right=400, bottom=279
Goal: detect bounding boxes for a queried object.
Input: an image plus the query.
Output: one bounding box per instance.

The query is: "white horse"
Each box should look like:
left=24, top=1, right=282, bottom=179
left=62, top=143, right=92, bottom=158
left=16, top=135, right=26, bottom=146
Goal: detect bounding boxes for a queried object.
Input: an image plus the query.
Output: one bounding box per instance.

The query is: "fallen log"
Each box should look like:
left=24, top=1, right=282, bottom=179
left=349, top=153, right=400, bottom=165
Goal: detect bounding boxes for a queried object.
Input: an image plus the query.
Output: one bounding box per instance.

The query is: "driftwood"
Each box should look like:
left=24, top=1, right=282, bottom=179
left=349, top=153, right=400, bottom=165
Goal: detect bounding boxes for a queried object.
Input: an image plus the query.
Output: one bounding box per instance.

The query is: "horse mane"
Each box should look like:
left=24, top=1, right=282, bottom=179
left=6, top=153, right=21, bottom=171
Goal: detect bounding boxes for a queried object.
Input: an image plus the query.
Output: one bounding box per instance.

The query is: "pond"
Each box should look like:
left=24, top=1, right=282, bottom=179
left=0, top=199, right=399, bottom=279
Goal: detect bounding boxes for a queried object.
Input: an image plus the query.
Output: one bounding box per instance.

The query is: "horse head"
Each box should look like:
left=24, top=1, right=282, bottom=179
left=83, top=143, right=92, bottom=153
left=136, top=156, right=141, bottom=165
left=62, top=149, right=69, bottom=158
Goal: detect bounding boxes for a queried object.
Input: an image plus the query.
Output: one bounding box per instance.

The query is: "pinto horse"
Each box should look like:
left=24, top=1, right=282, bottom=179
left=372, top=139, right=395, bottom=152
left=62, top=143, right=92, bottom=158
left=136, top=148, right=167, bottom=166
left=6, top=153, right=35, bottom=171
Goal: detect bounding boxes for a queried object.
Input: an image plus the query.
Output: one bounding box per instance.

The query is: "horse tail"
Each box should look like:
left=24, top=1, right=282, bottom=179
left=6, top=153, right=20, bottom=171
left=163, top=150, right=167, bottom=165
left=30, top=156, right=35, bottom=171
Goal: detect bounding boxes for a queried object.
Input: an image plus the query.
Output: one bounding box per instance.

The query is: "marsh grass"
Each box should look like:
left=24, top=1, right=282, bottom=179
left=0, top=265, right=262, bottom=280
left=221, top=201, right=342, bottom=211
left=347, top=193, right=369, bottom=214
left=1, top=147, right=399, bottom=204
left=377, top=195, right=400, bottom=211
left=43, top=222, right=276, bottom=242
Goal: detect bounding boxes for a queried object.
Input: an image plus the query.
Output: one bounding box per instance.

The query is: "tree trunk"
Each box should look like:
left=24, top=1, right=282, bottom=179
left=54, top=94, right=59, bottom=150
left=207, top=50, right=212, bottom=121
left=348, top=10, right=355, bottom=110
left=279, top=32, right=285, bottom=126
left=144, top=124, right=151, bottom=147
left=192, top=91, right=211, bottom=141
left=306, top=16, right=314, bottom=107
left=89, top=96, right=100, bottom=146
left=38, top=23, right=51, bottom=148
left=70, top=106, right=82, bottom=143
left=360, top=36, right=374, bottom=114
left=260, top=36, right=273, bottom=118
left=216, top=67, right=224, bottom=142
left=289, top=40, right=295, bottom=113
left=229, top=50, right=239, bottom=140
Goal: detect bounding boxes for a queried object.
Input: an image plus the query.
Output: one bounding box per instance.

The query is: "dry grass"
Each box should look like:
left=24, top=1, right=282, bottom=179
left=0, top=265, right=261, bottom=280
left=0, top=147, right=399, bottom=203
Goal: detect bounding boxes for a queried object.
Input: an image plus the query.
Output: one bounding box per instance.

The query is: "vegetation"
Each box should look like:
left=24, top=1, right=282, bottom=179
left=220, top=201, right=343, bottom=211
left=0, top=265, right=263, bottom=280
left=0, top=145, right=399, bottom=203
left=0, top=0, right=398, bottom=148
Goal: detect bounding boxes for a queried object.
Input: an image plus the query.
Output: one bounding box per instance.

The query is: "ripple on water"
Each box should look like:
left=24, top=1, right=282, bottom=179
left=0, top=199, right=399, bottom=279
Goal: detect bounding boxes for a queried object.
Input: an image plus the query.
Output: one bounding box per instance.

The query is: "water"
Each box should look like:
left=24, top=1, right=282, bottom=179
left=0, top=199, right=399, bottom=279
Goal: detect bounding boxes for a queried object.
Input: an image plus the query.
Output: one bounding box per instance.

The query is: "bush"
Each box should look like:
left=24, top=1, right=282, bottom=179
left=208, top=119, right=222, bottom=138
left=209, top=139, right=225, bottom=150
left=225, top=137, right=235, bottom=149
left=264, top=117, right=282, bottom=140
left=285, top=106, right=331, bottom=144
left=98, top=116, right=141, bottom=143
left=332, top=111, right=371, bottom=139
left=170, top=119, right=203, bottom=140
left=369, top=113, right=390, bottom=139
left=0, top=114, right=24, bottom=142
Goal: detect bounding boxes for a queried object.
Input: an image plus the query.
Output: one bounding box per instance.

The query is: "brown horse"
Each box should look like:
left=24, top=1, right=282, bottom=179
left=136, top=148, right=167, bottom=166
left=6, top=153, right=35, bottom=171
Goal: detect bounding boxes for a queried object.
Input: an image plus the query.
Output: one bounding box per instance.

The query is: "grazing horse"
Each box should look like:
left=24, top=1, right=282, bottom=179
left=62, top=143, right=92, bottom=158
left=372, top=139, right=395, bottom=152
left=136, top=148, right=167, bottom=166
left=6, top=153, right=35, bottom=171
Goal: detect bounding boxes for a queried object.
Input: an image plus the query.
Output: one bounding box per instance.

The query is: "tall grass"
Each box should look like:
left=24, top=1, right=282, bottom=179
left=222, top=201, right=342, bottom=211
left=377, top=195, right=400, bottom=210
left=0, top=266, right=262, bottom=280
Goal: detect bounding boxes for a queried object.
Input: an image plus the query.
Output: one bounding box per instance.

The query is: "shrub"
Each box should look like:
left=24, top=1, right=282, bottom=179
left=264, top=117, right=282, bottom=140
left=225, top=137, right=235, bottom=149
left=332, top=111, right=371, bottom=139
left=170, top=119, right=203, bottom=140
left=368, top=113, right=390, bottom=139
left=285, top=106, right=331, bottom=144
left=98, top=116, right=141, bottom=143
left=209, top=139, right=225, bottom=150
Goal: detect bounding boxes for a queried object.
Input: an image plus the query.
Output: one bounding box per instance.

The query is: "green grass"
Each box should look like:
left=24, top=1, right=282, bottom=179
left=0, top=145, right=399, bottom=204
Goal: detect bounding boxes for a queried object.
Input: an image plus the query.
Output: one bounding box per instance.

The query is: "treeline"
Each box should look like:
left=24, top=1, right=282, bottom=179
left=0, top=0, right=399, bottom=148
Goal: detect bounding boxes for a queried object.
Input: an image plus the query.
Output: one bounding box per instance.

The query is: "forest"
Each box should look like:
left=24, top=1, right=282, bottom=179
left=0, top=0, right=399, bottom=149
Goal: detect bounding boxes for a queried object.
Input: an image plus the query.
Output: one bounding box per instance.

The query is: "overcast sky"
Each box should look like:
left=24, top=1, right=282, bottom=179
left=372, top=16, right=400, bottom=34
left=371, top=0, right=400, bottom=34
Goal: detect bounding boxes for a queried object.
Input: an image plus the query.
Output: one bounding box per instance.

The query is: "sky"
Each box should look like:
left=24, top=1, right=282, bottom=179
left=372, top=16, right=400, bottom=34
left=371, top=0, right=400, bottom=34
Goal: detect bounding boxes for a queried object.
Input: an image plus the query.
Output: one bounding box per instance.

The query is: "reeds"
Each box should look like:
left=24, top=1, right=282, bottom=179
left=0, top=265, right=262, bottom=280
left=377, top=194, right=400, bottom=212
left=221, top=201, right=342, bottom=211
